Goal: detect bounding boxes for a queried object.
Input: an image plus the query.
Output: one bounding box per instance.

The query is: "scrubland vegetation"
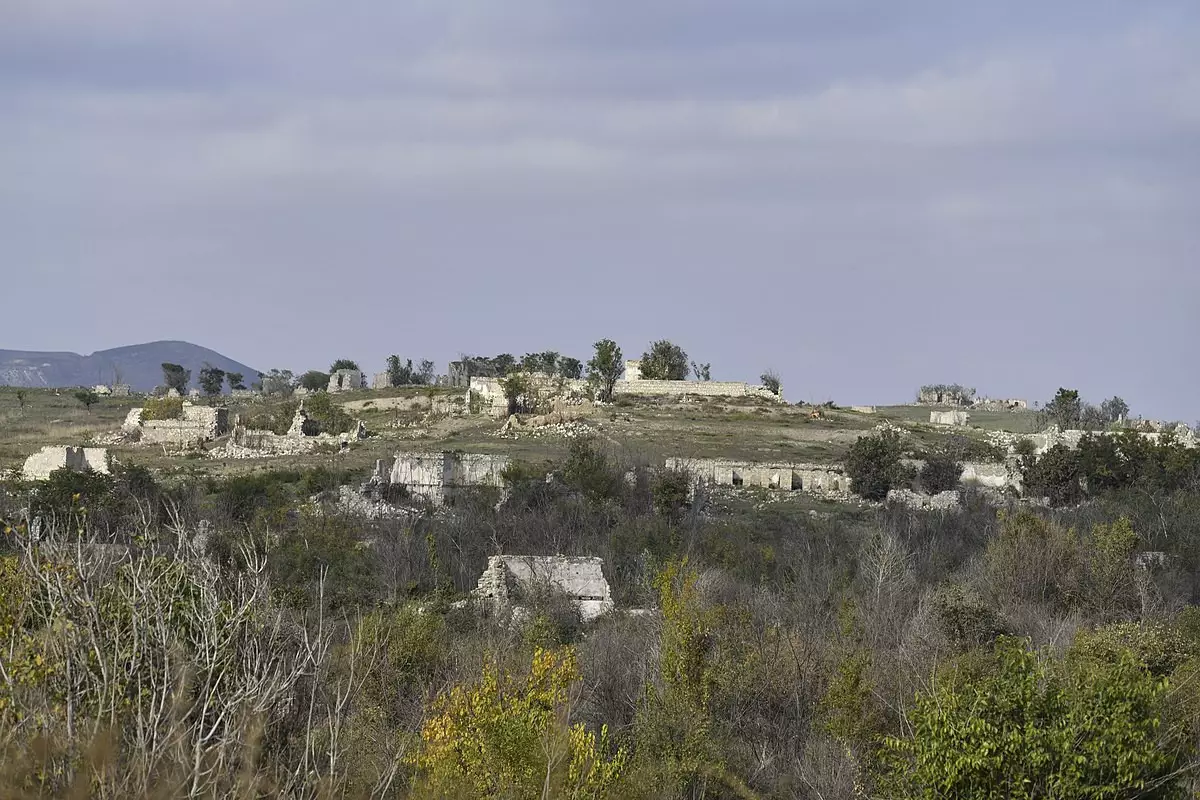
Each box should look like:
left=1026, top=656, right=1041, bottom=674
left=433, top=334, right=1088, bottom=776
left=2, top=431, right=1200, bottom=798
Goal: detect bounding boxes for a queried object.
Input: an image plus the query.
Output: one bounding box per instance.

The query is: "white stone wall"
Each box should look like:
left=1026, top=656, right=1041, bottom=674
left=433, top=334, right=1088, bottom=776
left=665, top=457, right=849, bottom=494
left=139, top=404, right=228, bottom=446
left=376, top=451, right=510, bottom=504
left=614, top=379, right=781, bottom=402
left=472, top=555, right=614, bottom=621
left=22, top=446, right=110, bottom=481
left=930, top=410, right=970, bottom=426
left=328, top=369, right=365, bottom=392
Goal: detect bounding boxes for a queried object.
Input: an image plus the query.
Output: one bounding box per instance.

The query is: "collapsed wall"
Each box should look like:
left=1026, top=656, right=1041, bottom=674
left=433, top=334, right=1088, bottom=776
left=930, top=410, right=970, bottom=426
left=371, top=451, right=510, bottom=504
left=127, top=403, right=229, bottom=447
left=22, top=446, right=110, bottom=481
left=665, top=457, right=851, bottom=494
left=472, top=555, right=614, bottom=622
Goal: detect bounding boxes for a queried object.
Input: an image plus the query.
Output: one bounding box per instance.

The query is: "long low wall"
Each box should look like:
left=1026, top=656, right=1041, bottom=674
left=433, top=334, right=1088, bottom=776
left=616, top=380, right=782, bottom=402
left=665, top=457, right=850, bottom=493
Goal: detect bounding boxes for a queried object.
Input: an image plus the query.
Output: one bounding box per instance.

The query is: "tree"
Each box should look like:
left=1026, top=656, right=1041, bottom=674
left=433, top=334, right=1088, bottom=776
left=920, top=453, right=963, bottom=494
left=558, top=357, right=583, bottom=380
left=417, top=359, right=437, bottom=384
left=499, top=372, right=532, bottom=414
left=410, top=647, right=626, bottom=799
left=198, top=363, right=225, bottom=397
left=226, top=372, right=245, bottom=391
left=329, top=359, right=359, bottom=373
left=161, top=362, right=190, bottom=394
left=73, top=389, right=99, bottom=414
left=883, top=637, right=1188, bottom=798
left=1101, top=396, right=1130, bottom=425
left=1045, top=388, right=1082, bottom=429
left=587, top=339, right=623, bottom=402
left=639, top=340, right=689, bottom=380
left=386, top=355, right=414, bottom=387
left=538, top=351, right=560, bottom=375
left=15, top=390, right=26, bottom=409
left=261, top=369, right=295, bottom=396
left=299, top=370, right=330, bottom=392
left=760, top=370, right=782, bottom=396
left=846, top=429, right=906, bottom=500
left=1021, top=443, right=1082, bottom=506
left=691, top=362, right=711, bottom=381
left=490, top=353, right=516, bottom=375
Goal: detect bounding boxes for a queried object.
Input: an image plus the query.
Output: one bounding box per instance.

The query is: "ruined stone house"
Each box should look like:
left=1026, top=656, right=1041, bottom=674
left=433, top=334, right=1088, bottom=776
left=471, top=555, right=615, bottom=622
left=22, top=446, right=110, bottom=481
left=370, top=451, right=510, bottom=505
left=328, top=369, right=366, bottom=392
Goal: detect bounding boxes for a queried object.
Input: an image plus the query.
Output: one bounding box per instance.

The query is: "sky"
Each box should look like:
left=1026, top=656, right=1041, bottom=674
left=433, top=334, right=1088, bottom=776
left=1, top=1, right=1197, bottom=419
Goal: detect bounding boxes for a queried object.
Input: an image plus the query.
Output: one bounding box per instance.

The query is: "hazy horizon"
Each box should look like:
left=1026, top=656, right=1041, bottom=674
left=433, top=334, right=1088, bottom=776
left=2, top=1, right=1197, bottom=419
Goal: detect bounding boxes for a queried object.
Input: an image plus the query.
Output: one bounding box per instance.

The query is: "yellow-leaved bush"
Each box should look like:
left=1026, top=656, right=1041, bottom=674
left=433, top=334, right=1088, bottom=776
left=410, top=646, right=626, bottom=799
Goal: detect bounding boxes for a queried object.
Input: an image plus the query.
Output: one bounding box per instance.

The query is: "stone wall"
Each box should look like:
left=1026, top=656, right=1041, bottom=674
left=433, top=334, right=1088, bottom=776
left=472, top=555, right=614, bottom=622
left=665, top=457, right=851, bottom=494
left=930, top=410, right=970, bottom=426
left=136, top=404, right=229, bottom=447
left=22, top=446, right=110, bottom=481
left=468, top=375, right=592, bottom=418
left=328, top=369, right=365, bottom=392
left=615, top=379, right=782, bottom=402
left=372, top=451, right=510, bottom=505
left=960, top=461, right=1021, bottom=491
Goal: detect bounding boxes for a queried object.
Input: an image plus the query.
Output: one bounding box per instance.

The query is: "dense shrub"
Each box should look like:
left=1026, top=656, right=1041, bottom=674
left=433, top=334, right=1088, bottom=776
left=140, top=395, right=184, bottom=420
left=846, top=429, right=907, bottom=500
left=919, top=453, right=963, bottom=494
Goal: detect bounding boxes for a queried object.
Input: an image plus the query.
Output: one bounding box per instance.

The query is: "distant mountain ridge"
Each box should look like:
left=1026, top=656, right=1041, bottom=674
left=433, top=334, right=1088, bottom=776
left=0, top=341, right=260, bottom=392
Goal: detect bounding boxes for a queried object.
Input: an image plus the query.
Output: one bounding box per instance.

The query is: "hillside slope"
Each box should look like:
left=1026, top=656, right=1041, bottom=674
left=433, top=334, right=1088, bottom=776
left=0, top=341, right=259, bottom=391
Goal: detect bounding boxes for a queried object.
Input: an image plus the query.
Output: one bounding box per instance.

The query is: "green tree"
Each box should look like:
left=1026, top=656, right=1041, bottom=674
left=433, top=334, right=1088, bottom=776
left=846, top=429, right=907, bottom=500
left=883, top=637, right=1188, bottom=799
left=197, top=362, right=225, bottom=397
left=261, top=368, right=294, bottom=396
left=329, top=359, right=360, bottom=373
left=1101, top=396, right=1130, bottom=425
left=1045, top=387, right=1083, bottom=429
left=558, top=356, right=583, bottom=380
left=160, top=362, right=190, bottom=394
left=417, top=359, right=437, bottom=384
left=587, top=339, right=623, bottom=402
left=73, top=389, right=100, bottom=414
left=690, top=361, right=711, bottom=381
left=919, top=453, right=963, bottom=493
left=225, top=372, right=245, bottom=391
left=386, top=355, right=414, bottom=386
left=639, top=340, right=689, bottom=380
left=499, top=372, right=532, bottom=415
left=1022, top=443, right=1082, bottom=506
left=298, top=370, right=329, bottom=392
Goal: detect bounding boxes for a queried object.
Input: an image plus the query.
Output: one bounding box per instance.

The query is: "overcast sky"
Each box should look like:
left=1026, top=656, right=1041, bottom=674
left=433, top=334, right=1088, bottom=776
left=2, top=1, right=1197, bottom=418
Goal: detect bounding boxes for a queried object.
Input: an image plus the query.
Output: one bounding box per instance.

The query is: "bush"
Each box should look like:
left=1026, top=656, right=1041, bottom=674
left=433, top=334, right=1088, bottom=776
left=562, top=437, right=625, bottom=506
left=919, top=454, right=963, bottom=494
left=303, top=391, right=357, bottom=435
left=141, top=395, right=184, bottom=421
left=846, top=429, right=907, bottom=500
left=883, top=637, right=1190, bottom=798
left=1022, top=444, right=1082, bottom=506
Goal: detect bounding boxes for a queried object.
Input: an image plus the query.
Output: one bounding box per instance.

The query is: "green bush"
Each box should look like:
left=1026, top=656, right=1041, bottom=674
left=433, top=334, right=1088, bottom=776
left=919, top=454, right=963, bottom=494
left=141, top=395, right=184, bottom=421
left=846, top=429, right=907, bottom=500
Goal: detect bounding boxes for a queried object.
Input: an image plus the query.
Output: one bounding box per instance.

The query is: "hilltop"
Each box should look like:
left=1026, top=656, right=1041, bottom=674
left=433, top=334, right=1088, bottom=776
left=0, top=341, right=258, bottom=392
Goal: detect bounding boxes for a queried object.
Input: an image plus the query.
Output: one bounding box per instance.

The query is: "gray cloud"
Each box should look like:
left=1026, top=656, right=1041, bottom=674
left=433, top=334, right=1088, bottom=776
left=1, top=1, right=1197, bottom=417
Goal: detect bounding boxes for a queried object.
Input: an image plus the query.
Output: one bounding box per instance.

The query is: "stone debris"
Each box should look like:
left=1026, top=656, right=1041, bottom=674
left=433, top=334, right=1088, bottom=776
left=886, top=489, right=960, bottom=511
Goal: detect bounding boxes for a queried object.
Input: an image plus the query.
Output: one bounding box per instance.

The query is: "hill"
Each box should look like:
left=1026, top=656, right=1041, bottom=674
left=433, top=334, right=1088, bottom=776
left=0, top=340, right=259, bottom=392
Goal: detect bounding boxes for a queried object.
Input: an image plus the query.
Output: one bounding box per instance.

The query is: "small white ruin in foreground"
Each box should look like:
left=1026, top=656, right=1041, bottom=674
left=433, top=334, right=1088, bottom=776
left=471, top=555, right=615, bottom=622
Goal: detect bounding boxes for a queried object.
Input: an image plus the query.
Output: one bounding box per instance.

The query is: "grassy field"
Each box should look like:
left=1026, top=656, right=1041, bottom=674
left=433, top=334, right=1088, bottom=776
left=1, top=385, right=1044, bottom=480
